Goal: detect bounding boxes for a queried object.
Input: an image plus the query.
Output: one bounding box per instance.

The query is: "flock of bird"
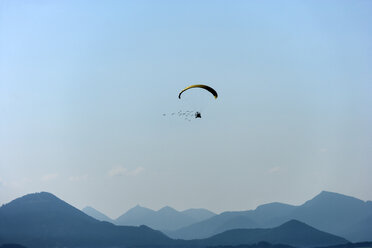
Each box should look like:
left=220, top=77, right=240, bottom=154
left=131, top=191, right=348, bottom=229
left=162, top=110, right=195, bottom=121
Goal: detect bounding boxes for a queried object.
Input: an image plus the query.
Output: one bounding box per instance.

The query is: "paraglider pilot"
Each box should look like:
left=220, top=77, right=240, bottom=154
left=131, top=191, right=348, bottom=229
left=195, top=112, right=201, bottom=118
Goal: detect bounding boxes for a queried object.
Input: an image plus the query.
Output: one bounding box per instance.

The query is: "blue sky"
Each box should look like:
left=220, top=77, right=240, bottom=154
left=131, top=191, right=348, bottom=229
left=1, top=0, right=372, bottom=218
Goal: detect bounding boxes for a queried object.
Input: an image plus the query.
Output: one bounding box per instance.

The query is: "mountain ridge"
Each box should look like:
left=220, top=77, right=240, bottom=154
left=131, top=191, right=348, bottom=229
left=192, top=219, right=348, bottom=248
left=168, top=191, right=372, bottom=241
left=0, top=192, right=353, bottom=248
left=115, top=204, right=216, bottom=231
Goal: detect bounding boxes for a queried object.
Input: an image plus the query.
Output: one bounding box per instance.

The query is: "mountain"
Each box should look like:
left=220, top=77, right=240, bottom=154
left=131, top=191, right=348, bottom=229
left=82, top=206, right=113, bottom=223
left=194, top=220, right=348, bottom=248
left=289, top=191, right=372, bottom=241
left=0, top=192, right=174, bottom=248
left=170, top=191, right=372, bottom=241
left=0, top=192, right=353, bottom=248
left=115, top=205, right=215, bottom=231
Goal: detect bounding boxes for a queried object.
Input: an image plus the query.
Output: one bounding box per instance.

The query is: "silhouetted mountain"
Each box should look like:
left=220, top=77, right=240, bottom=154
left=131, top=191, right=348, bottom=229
left=170, top=191, right=372, bottom=241
left=0, top=192, right=174, bottom=248
left=194, top=220, right=348, bottom=248
left=290, top=191, right=372, bottom=241
left=115, top=205, right=214, bottom=231
left=82, top=206, right=113, bottom=223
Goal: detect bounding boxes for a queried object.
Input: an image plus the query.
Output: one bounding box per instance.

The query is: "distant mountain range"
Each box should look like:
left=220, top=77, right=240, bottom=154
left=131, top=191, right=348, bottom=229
left=0, top=192, right=351, bottom=248
left=114, top=205, right=216, bottom=231
left=81, top=191, right=372, bottom=242
left=82, top=203, right=216, bottom=231
left=167, top=191, right=372, bottom=242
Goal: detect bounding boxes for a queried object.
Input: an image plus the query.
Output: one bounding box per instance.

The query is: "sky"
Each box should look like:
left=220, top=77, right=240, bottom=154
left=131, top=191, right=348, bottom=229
left=1, top=0, right=372, bottom=219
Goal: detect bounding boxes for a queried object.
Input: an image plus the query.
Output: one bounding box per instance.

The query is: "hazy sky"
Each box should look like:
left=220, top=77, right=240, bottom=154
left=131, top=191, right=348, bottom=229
left=1, top=0, right=371, bottom=218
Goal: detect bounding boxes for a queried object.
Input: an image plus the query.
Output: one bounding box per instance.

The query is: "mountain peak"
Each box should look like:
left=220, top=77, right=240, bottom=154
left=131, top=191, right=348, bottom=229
left=115, top=205, right=155, bottom=224
left=158, top=206, right=178, bottom=213
left=1, top=192, right=61, bottom=210
left=132, top=204, right=148, bottom=210
left=319, top=191, right=348, bottom=197
left=277, top=219, right=310, bottom=229
left=20, top=191, right=57, bottom=201
left=128, top=204, right=153, bottom=212
left=82, top=206, right=113, bottom=222
left=307, top=191, right=365, bottom=206
left=255, top=202, right=296, bottom=211
left=318, top=190, right=354, bottom=198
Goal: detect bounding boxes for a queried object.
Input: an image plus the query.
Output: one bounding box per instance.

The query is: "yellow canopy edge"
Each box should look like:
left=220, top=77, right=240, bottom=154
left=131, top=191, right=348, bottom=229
left=178, top=84, right=218, bottom=99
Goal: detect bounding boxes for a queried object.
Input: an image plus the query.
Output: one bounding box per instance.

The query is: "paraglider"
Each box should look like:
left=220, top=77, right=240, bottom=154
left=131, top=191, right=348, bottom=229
left=178, top=84, right=218, bottom=118
left=178, top=84, right=218, bottom=99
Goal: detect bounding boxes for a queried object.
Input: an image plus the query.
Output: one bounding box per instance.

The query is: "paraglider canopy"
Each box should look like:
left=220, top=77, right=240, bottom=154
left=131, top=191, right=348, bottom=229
left=178, top=84, right=218, bottom=99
